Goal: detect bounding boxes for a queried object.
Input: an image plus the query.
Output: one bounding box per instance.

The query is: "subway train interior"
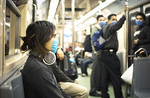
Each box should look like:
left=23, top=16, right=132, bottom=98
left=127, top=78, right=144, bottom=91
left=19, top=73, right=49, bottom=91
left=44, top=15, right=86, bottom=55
left=0, top=0, right=150, bottom=98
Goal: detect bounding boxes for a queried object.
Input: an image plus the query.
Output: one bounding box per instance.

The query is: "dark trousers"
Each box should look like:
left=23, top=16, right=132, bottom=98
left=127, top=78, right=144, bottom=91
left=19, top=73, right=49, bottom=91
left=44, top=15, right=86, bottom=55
left=80, top=58, right=92, bottom=75
left=90, top=54, right=102, bottom=92
left=101, top=51, right=123, bottom=98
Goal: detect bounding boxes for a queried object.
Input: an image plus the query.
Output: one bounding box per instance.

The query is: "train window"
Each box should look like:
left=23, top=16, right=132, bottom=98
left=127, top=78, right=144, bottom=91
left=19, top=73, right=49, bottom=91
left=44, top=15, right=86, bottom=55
left=129, top=7, right=140, bottom=55
left=5, top=7, right=11, bottom=56
left=145, top=7, right=150, bottom=26
left=5, top=6, right=20, bottom=58
left=129, top=12, right=139, bottom=56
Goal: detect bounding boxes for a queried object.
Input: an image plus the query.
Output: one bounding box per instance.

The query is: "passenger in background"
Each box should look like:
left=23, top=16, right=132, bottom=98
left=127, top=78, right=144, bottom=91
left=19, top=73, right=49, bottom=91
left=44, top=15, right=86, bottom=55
left=75, top=43, right=83, bottom=65
left=132, top=12, right=150, bottom=56
left=100, top=6, right=130, bottom=98
left=21, top=21, right=71, bottom=98
left=75, top=43, right=82, bottom=53
left=51, top=48, right=89, bottom=98
left=80, top=52, right=92, bottom=77
left=90, top=15, right=105, bottom=97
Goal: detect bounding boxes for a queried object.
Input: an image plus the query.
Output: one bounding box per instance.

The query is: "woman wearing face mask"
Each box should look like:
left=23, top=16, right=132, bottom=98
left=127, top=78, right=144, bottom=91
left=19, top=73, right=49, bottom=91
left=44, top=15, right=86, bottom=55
left=21, top=21, right=71, bottom=98
left=132, top=12, right=150, bottom=55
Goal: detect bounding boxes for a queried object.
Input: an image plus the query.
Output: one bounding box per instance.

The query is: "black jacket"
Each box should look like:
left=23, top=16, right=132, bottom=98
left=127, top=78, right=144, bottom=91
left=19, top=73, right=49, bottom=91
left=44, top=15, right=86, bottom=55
left=22, top=51, right=71, bottom=98
left=132, top=24, right=150, bottom=53
left=102, top=15, right=126, bottom=51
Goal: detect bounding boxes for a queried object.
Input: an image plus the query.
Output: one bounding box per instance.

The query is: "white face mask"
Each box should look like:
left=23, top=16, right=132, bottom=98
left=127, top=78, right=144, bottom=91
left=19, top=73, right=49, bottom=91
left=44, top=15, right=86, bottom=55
left=43, top=51, right=56, bottom=65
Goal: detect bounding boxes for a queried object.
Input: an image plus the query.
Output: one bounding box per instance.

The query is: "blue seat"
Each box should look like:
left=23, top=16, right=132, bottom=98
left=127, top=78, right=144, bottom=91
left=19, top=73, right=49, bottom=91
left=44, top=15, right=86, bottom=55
left=11, top=74, right=25, bottom=98
left=131, top=57, right=150, bottom=98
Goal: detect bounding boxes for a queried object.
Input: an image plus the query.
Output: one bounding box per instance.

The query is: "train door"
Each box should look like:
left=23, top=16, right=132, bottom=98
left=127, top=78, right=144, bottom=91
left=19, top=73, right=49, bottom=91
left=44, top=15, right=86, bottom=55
left=143, top=3, right=150, bottom=27
left=128, top=7, right=141, bottom=65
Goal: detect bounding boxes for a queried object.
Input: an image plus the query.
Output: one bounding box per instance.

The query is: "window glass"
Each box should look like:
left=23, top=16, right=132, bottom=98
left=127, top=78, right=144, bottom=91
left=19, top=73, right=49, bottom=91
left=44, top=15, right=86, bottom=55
left=5, top=7, right=11, bottom=56
left=145, top=7, right=150, bottom=26
left=5, top=6, right=20, bottom=58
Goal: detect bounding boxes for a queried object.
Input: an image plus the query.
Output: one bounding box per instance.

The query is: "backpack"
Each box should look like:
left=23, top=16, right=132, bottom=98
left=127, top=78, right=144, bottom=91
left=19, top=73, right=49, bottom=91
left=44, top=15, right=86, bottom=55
left=92, top=30, right=107, bottom=51
left=58, top=52, right=78, bottom=80
left=84, top=35, right=92, bottom=52
left=92, top=25, right=113, bottom=51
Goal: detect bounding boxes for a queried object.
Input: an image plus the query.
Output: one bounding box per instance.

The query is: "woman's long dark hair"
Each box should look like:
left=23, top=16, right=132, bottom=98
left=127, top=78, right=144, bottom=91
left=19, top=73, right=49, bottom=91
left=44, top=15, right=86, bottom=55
left=20, top=21, right=56, bottom=60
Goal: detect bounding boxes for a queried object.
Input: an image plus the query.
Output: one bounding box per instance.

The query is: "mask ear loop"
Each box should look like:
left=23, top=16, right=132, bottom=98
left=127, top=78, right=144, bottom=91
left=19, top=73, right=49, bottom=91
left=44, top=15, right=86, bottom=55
left=43, top=51, right=56, bottom=65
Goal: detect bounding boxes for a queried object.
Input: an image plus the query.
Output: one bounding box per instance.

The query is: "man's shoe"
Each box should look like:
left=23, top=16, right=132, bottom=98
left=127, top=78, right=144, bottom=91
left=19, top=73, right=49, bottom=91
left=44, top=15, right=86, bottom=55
left=89, top=91, right=101, bottom=97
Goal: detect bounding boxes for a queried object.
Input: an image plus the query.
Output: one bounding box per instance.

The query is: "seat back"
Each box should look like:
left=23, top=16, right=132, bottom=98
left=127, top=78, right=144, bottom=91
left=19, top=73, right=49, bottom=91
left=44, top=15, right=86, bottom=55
left=131, top=57, right=150, bottom=98
left=116, top=51, right=123, bottom=73
left=11, top=74, right=25, bottom=98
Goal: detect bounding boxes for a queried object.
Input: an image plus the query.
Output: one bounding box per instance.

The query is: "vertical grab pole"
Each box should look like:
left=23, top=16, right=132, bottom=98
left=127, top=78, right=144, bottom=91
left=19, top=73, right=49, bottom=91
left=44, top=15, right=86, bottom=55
left=124, top=0, right=129, bottom=98
left=61, top=0, right=65, bottom=50
left=72, top=0, right=75, bottom=55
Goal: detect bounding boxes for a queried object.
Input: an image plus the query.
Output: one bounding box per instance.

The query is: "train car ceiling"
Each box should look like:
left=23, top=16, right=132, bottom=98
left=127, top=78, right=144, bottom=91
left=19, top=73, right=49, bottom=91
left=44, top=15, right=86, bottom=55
left=103, top=0, right=150, bottom=15
left=74, top=0, right=150, bottom=30
left=55, top=0, right=116, bottom=31
left=8, top=0, right=150, bottom=29
left=75, top=0, right=115, bottom=30
left=56, top=0, right=104, bottom=28
left=58, top=0, right=150, bottom=30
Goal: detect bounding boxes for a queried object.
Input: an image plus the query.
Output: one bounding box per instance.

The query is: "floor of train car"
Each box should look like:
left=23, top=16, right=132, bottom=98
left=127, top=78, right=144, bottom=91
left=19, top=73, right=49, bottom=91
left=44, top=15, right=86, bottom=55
left=76, top=67, right=126, bottom=98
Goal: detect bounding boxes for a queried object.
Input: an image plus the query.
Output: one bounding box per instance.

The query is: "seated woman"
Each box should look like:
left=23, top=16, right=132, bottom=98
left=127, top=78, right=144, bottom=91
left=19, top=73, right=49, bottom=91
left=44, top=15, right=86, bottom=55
left=21, top=21, right=70, bottom=98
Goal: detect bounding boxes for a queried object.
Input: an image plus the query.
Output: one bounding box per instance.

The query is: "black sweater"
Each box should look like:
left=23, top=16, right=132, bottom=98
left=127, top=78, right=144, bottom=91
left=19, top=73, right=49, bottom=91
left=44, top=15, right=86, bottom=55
left=22, top=53, right=71, bottom=98
left=132, top=24, right=150, bottom=53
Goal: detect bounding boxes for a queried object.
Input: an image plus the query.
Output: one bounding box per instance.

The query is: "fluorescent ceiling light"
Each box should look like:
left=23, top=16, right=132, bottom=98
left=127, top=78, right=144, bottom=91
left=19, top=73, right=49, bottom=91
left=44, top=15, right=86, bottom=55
left=75, top=0, right=115, bottom=25
left=48, top=0, right=59, bottom=22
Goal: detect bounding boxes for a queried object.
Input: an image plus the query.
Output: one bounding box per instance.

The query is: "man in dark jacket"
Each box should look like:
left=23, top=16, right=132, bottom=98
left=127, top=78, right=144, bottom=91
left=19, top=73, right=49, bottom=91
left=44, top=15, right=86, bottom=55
left=132, top=12, right=150, bottom=54
left=99, top=6, right=130, bottom=98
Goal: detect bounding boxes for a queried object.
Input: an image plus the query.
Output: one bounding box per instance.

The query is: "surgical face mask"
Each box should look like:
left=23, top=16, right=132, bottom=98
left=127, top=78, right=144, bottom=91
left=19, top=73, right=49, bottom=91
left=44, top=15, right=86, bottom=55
left=112, top=21, right=117, bottom=24
left=43, top=51, right=56, bottom=65
left=51, top=39, right=59, bottom=53
left=99, top=21, right=105, bottom=26
left=136, top=20, right=143, bottom=26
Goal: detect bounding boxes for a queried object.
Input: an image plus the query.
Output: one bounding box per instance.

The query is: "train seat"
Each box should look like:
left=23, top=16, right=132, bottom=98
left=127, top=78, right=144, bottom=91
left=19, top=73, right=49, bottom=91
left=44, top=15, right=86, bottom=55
left=11, top=73, right=25, bottom=98
left=131, top=57, right=150, bottom=98
left=116, top=51, right=123, bottom=73
left=0, top=73, right=25, bottom=98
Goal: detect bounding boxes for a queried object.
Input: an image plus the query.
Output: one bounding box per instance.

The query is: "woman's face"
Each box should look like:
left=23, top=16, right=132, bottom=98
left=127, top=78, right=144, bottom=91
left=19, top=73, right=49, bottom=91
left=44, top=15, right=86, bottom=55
left=45, top=36, right=56, bottom=51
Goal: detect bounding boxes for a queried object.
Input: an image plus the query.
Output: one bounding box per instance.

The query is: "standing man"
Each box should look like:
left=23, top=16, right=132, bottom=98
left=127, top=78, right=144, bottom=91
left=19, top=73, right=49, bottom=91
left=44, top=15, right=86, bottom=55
left=132, top=12, right=150, bottom=55
left=99, top=6, right=130, bottom=98
left=89, top=15, right=105, bottom=97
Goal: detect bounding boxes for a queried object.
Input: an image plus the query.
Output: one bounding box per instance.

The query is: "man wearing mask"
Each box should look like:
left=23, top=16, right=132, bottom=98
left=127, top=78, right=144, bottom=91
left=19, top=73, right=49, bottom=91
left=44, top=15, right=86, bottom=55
left=99, top=6, right=130, bottom=98
left=132, top=12, right=150, bottom=55
left=89, top=15, right=105, bottom=97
